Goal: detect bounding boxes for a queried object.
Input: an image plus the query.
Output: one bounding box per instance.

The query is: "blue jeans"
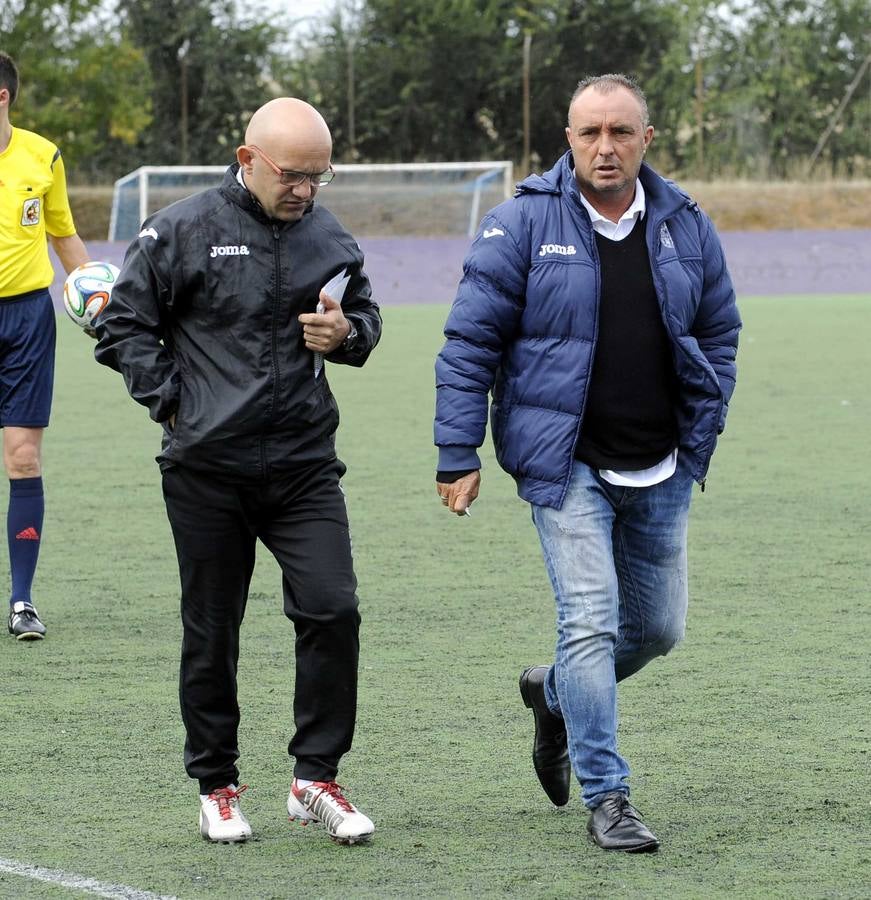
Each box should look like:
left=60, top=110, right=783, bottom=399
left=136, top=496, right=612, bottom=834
left=531, top=457, right=693, bottom=808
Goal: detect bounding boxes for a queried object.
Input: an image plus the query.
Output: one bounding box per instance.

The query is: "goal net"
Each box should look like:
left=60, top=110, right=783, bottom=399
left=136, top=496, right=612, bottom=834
left=109, top=162, right=514, bottom=241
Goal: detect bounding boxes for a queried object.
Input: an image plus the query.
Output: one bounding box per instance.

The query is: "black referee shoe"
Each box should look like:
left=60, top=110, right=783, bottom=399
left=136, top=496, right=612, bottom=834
left=8, top=601, right=46, bottom=641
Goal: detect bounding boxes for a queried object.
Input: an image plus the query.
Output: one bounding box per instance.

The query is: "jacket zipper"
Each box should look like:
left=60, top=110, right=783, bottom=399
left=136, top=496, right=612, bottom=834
left=559, top=196, right=599, bottom=509
left=646, top=212, right=722, bottom=484
left=264, top=223, right=282, bottom=478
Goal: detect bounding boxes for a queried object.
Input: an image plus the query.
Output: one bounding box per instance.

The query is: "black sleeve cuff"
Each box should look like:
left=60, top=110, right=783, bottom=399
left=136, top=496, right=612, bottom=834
left=436, top=469, right=477, bottom=483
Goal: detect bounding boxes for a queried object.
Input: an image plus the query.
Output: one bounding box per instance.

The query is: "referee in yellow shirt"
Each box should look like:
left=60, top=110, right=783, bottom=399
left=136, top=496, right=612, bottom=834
left=0, top=52, right=90, bottom=640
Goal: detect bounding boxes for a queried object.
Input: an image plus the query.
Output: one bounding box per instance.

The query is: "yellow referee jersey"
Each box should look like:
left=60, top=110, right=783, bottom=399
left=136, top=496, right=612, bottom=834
left=0, top=126, right=78, bottom=297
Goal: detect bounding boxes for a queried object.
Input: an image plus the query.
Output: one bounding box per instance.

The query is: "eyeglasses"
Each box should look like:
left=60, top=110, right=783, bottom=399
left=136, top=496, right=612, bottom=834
left=247, top=144, right=335, bottom=187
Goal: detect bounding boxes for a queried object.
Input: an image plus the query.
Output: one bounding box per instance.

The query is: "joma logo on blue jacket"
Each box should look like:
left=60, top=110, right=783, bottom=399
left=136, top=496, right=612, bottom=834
left=538, top=243, right=577, bottom=256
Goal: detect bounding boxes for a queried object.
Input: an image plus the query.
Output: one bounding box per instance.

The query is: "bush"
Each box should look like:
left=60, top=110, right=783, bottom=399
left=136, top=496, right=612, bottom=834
left=69, top=186, right=115, bottom=241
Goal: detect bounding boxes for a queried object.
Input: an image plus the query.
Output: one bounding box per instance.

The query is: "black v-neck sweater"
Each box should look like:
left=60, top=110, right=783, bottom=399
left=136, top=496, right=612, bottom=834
left=574, top=217, right=679, bottom=471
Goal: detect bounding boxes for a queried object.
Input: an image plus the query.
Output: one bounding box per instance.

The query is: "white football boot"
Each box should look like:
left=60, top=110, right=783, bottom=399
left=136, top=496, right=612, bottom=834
left=287, top=778, right=374, bottom=844
left=199, top=784, right=252, bottom=843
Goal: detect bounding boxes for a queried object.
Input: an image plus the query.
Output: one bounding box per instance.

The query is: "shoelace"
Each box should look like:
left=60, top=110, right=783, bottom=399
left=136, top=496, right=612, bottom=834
left=308, top=781, right=354, bottom=813
left=209, top=784, right=248, bottom=820
left=599, top=793, right=642, bottom=829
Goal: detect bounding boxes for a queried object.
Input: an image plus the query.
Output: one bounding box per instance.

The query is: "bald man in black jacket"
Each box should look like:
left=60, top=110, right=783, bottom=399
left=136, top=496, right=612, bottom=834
left=96, top=97, right=381, bottom=846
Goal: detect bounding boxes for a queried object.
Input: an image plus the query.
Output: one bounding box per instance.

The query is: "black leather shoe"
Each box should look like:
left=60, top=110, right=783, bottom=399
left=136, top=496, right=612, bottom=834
left=587, top=791, right=660, bottom=852
left=519, top=666, right=570, bottom=806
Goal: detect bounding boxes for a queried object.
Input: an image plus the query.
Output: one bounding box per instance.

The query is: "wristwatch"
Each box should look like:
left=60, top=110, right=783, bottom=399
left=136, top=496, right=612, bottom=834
left=342, top=320, right=359, bottom=350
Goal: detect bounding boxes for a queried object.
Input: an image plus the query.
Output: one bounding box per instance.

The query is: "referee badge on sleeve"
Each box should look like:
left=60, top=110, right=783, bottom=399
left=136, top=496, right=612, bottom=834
left=21, top=198, right=41, bottom=226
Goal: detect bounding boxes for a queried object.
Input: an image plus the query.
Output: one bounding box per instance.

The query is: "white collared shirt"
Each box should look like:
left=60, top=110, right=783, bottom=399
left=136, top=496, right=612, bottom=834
left=579, top=179, right=646, bottom=242
left=577, top=178, right=677, bottom=487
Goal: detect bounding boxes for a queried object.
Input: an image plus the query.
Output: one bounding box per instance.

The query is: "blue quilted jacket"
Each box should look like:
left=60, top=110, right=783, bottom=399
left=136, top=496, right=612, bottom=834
left=434, top=152, right=741, bottom=509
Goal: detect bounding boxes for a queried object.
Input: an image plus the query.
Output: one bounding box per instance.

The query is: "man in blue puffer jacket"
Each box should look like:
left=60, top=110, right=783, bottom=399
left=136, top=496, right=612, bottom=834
left=434, top=74, right=740, bottom=852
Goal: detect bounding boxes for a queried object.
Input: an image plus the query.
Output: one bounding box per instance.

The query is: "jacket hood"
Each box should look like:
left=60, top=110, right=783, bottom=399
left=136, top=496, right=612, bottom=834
left=516, top=151, right=694, bottom=220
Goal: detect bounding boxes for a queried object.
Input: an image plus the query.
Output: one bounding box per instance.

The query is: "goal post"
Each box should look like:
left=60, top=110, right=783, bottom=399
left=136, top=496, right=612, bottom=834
left=109, top=161, right=515, bottom=242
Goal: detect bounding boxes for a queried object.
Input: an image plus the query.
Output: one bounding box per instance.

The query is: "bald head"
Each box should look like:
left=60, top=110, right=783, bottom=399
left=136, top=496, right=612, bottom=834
left=238, top=97, right=333, bottom=222
left=245, top=97, right=332, bottom=155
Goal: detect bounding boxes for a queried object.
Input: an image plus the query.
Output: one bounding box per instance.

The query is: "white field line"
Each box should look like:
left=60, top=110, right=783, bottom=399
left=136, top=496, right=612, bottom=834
left=0, top=856, right=179, bottom=900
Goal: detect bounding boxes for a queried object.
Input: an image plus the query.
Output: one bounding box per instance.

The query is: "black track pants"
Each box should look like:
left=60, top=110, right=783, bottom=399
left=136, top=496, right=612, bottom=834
left=161, top=459, right=360, bottom=793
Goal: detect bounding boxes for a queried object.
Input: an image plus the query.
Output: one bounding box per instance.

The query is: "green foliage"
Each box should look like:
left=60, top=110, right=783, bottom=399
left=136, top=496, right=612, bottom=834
left=279, top=0, right=679, bottom=167
left=520, top=0, right=678, bottom=170
left=3, top=0, right=152, bottom=180
left=116, top=0, right=282, bottom=166
left=2, top=0, right=868, bottom=180
left=656, top=0, right=871, bottom=177
left=734, top=0, right=870, bottom=177
left=283, top=0, right=869, bottom=177
left=279, top=0, right=520, bottom=163
left=4, top=0, right=282, bottom=177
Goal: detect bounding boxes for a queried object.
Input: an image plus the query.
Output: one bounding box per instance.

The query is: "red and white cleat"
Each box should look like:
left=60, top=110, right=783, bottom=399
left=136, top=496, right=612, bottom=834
left=287, top=778, right=374, bottom=845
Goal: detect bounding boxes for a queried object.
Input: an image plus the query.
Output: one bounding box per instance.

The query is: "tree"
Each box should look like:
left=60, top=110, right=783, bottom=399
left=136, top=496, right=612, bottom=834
left=282, top=0, right=682, bottom=168
left=117, top=0, right=282, bottom=167
left=3, top=0, right=152, bottom=180
left=517, top=0, right=679, bottom=169
left=667, top=0, right=870, bottom=178
left=280, top=0, right=520, bottom=163
left=5, top=0, right=867, bottom=180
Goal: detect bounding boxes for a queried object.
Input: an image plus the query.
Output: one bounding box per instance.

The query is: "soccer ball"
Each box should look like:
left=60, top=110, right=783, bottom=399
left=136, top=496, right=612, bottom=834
left=62, top=261, right=120, bottom=328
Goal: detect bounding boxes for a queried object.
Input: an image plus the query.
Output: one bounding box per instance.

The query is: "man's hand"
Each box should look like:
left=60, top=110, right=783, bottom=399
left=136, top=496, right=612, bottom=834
left=298, top=291, right=350, bottom=353
left=436, top=471, right=480, bottom=516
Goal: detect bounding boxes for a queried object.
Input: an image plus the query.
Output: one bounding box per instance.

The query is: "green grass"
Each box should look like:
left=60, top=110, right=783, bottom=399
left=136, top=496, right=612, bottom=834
left=1, top=296, right=869, bottom=899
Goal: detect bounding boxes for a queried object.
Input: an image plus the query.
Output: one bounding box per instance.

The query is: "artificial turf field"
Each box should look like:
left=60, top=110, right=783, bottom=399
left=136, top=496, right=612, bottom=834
left=1, top=295, right=869, bottom=899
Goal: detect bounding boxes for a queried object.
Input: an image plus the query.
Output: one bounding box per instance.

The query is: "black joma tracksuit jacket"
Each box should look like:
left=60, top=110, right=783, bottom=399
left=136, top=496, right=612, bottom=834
left=95, top=165, right=382, bottom=480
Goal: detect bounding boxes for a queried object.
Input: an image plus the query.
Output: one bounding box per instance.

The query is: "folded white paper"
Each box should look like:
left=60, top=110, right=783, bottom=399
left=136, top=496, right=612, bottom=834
left=314, top=268, right=351, bottom=378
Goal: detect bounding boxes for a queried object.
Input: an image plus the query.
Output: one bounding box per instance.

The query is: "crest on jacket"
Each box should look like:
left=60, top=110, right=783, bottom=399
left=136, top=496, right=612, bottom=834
left=659, top=223, right=674, bottom=249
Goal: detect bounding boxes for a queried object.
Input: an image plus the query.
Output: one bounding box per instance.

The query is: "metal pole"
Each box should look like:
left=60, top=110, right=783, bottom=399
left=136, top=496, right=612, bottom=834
left=179, top=40, right=190, bottom=165
left=694, top=54, right=704, bottom=179
left=522, top=31, right=531, bottom=176
left=348, top=38, right=356, bottom=156
left=504, top=161, right=514, bottom=199
left=139, top=169, right=148, bottom=227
